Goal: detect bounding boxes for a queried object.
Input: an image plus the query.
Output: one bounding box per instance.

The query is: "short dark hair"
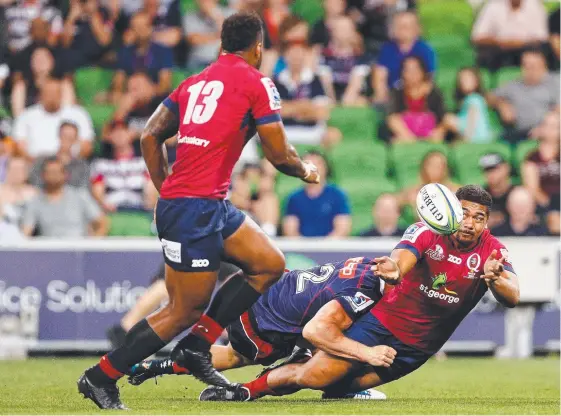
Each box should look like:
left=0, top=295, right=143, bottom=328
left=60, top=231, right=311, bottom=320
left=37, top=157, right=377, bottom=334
left=59, top=121, right=78, bottom=133
left=456, top=185, right=493, bottom=213
left=221, top=12, right=263, bottom=53
left=41, top=156, right=64, bottom=173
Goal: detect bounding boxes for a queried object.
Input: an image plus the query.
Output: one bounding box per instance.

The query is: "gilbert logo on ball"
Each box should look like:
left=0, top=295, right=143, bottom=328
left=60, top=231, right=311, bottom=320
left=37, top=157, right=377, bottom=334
left=416, top=183, right=463, bottom=235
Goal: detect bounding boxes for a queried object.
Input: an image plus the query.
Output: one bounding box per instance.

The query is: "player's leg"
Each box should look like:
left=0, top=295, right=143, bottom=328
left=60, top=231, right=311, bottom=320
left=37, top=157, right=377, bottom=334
left=172, top=208, right=285, bottom=385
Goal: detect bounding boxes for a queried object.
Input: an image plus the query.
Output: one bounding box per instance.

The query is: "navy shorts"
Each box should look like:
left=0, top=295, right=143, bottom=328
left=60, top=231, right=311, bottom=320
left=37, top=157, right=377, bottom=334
left=344, top=313, right=432, bottom=382
left=228, top=309, right=297, bottom=365
left=156, top=198, right=246, bottom=272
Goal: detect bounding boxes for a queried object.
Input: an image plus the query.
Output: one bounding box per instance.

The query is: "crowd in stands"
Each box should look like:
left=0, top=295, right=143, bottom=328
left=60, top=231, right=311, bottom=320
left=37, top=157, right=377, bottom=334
left=0, top=0, right=558, bottom=241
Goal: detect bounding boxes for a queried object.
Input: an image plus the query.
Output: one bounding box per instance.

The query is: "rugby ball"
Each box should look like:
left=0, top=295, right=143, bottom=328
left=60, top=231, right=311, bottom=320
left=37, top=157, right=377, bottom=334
left=416, top=183, right=463, bottom=235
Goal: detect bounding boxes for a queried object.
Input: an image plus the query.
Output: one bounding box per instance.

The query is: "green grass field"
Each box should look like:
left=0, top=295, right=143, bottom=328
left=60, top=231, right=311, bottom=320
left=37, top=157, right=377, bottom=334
left=0, top=357, right=558, bottom=414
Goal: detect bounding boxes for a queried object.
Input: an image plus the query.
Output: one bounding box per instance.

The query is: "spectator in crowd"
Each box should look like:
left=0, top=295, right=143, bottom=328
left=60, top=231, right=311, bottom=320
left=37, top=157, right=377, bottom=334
left=29, top=122, right=90, bottom=189
left=112, top=11, right=173, bottom=102
left=546, top=194, right=560, bottom=236
left=4, top=0, right=62, bottom=55
left=480, top=153, right=514, bottom=229
left=360, top=193, right=405, bottom=237
left=548, top=7, right=560, bottom=70
left=12, top=78, right=94, bottom=160
left=0, top=157, right=37, bottom=229
left=182, top=0, right=234, bottom=70
left=141, top=0, right=182, bottom=47
left=11, top=47, right=75, bottom=117
left=317, top=15, right=371, bottom=106
left=0, top=203, right=24, bottom=243
left=310, top=0, right=346, bottom=62
left=283, top=151, right=351, bottom=238
left=8, top=17, right=53, bottom=75
left=444, top=67, right=492, bottom=143
left=471, top=0, right=548, bottom=73
left=229, top=162, right=279, bottom=237
left=401, top=150, right=459, bottom=214
left=487, top=49, right=560, bottom=143
left=262, top=0, right=291, bottom=48
left=492, top=186, right=547, bottom=237
left=91, top=121, right=157, bottom=213
left=275, top=41, right=342, bottom=147
left=0, top=133, right=10, bottom=183
left=385, top=55, right=446, bottom=142
left=522, top=112, right=560, bottom=211
left=59, top=0, right=113, bottom=74
left=373, top=11, right=436, bottom=104
left=347, top=0, right=415, bottom=58
left=273, top=14, right=312, bottom=76
left=0, top=50, right=9, bottom=98
left=22, top=157, right=107, bottom=237
left=109, top=72, right=165, bottom=139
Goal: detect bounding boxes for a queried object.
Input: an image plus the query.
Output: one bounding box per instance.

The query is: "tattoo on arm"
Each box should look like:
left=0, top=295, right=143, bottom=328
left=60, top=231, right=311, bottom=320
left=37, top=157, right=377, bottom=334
left=141, top=104, right=178, bottom=192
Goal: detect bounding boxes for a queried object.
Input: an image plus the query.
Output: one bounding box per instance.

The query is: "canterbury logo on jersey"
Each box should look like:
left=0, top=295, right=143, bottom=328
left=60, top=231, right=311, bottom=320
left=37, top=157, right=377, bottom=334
left=177, top=136, right=210, bottom=147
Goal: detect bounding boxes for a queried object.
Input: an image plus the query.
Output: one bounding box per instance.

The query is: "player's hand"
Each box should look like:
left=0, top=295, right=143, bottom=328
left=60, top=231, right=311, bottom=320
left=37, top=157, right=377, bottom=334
left=371, top=256, right=401, bottom=285
left=481, top=249, right=505, bottom=283
left=301, top=161, right=320, bottom=184
left=364, top=345, right=397, bottom=368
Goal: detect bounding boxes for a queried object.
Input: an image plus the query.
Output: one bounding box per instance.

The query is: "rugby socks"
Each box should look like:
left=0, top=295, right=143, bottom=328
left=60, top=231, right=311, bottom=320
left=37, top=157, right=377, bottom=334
left=243, top=373, right=278, bottom=399
left=179, top=272, right=261, bottom=349
left=86, top=319, right=166, bottom=385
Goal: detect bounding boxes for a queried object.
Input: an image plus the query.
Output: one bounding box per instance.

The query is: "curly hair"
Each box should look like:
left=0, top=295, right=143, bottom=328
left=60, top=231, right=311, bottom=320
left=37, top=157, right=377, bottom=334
left=221, top=12, right=264, bottom=53
left=456, top=185, right=493, bottom=213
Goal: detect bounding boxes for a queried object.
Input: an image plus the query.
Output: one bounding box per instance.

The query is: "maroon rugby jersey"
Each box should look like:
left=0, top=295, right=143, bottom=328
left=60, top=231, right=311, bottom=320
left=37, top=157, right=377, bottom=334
left=372, top=222, right=515, bottom=354
left=160, top=54, right=282, bottom=199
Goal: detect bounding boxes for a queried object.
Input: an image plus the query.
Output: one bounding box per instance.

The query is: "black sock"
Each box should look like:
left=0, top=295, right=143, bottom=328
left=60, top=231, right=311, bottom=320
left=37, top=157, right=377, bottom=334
left=86, top=319, right=167, bottom=384
left=176, top=272, right=262, bottom=350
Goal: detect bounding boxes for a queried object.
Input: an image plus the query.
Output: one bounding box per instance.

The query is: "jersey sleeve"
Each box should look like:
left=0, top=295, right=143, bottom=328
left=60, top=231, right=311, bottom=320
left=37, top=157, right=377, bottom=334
left=334, top=287, right=379, bottom=321
left=394, top=222, right=434, bottom=260
left=162, top=83, right=181, bottom=118
left=249, top=75, right=282, bottom=125
left=491, top=239, right=516, bottom=275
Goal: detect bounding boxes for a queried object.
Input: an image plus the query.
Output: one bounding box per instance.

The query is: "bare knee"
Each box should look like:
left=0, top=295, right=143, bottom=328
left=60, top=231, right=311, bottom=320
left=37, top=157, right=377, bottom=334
left=295, top=367, right=331, bottom=390
left=245, top=248, right=285, bottom=292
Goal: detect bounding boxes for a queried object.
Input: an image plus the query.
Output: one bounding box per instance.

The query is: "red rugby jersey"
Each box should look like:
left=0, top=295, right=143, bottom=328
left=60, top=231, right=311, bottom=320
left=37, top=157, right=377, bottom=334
left=159, top=54, right=282, bottom=199
left=372, top=222, right=515, bottom=354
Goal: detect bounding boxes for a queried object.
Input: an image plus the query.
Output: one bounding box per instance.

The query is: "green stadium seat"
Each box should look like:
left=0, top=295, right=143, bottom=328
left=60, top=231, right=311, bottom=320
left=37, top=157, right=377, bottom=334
left=390, top=142, right=450, bottom=189
left=331, top=141, right=388, bottom=181
left=84, top=104, right=115, bottom=134
left=108, top=211, right=153, bottom=237
left=75, top=68, right=114, bottom=105
left=451, top=142, right=511, bottom=185
left=515, top=140, right=539, bottom=169
left=497, top=67, right=521, bottom=87
left=338, top=179, right=397, bottom=235
left=172, top=70, right=197, bottom=88
left=328, top=107, right=377, bottom=142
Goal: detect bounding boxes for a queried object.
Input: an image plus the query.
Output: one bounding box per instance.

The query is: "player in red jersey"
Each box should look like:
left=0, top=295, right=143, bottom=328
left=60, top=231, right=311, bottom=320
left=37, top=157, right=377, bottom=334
left=78, top=12, right=320, bottom=410
left=200, top=185, right=521, bottom=402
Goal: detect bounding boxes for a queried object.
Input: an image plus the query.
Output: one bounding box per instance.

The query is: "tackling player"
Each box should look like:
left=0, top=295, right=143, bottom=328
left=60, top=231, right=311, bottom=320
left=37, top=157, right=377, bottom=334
left=200, top=185, right=521, bottom=401
left=127, top=257, right=395, bottom=392
left=78, top=12, right=320, bottom=410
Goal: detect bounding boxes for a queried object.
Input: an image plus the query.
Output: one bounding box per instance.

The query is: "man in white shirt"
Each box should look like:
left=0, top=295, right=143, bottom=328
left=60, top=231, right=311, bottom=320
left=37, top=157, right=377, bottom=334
left=12, top=78, right=94, bottom=161
left=471, top=0, right=548, bottom=73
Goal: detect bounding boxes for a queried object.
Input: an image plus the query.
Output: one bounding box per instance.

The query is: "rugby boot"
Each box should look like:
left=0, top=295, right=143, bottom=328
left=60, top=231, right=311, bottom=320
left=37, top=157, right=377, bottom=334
left=172, top=347, right=231, bottom=388
left=77, top=373, right=128, bottom=410
left=199, top=384, right=251, bottom=402
left=322, top=388, right=387, bottom=400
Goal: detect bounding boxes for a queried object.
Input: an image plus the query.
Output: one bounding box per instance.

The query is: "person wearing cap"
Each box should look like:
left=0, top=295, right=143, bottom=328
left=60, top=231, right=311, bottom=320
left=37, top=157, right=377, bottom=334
left=480, top=152, right=514, bottom=229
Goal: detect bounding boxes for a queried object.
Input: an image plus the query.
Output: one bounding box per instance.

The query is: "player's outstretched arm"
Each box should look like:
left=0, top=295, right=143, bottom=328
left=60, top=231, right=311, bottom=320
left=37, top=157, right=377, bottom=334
left=371, top=248, right=418, bottom=286
left=257, top=122, right=320, bottom=184
left=302, top=300, right=396, bottom=367
left=481, top=249, right=520, bottom=308
left=140, top=104, right=178, bottom=192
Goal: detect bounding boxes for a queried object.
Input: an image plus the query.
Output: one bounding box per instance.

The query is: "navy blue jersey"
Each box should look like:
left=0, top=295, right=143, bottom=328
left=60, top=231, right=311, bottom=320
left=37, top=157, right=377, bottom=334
left=252, top=257, right=383, bottom=334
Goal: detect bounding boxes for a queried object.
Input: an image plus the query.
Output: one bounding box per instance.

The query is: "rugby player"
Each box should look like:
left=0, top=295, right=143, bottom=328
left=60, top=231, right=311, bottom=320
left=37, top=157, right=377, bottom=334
left=78, top=12, right=320, bottom=410
left=200, top=185, right=521, bottom=401
left=127, top=257, right=395, bottom=393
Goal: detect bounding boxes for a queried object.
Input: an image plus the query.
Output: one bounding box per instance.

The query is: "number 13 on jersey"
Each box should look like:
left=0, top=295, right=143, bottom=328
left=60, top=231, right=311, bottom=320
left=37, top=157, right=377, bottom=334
left=183, top=80, right=224, bottom=125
